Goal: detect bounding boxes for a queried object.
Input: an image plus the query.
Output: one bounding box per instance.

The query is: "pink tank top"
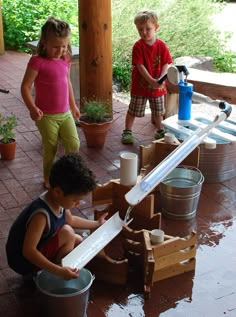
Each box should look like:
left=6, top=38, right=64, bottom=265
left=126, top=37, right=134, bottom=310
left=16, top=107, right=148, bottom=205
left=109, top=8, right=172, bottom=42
left=28, top=56, right=70, bottom=113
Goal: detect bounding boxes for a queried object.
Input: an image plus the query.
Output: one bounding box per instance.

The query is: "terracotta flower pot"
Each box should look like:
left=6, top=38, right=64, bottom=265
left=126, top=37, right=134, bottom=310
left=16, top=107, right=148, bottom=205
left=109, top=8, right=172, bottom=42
left=79, top=120, right=112, bottom=147
left=0, top=139, right=16, bottom=160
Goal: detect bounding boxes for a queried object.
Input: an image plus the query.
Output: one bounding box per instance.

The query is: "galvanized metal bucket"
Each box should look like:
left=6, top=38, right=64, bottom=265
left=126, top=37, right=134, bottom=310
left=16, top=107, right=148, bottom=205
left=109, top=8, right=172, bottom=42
left=199, top=141, right=236, bottom=183
left=162, top=116, right=236, bottom=183
left=196, top=117, right=236, bottom=183
left=35, top=268, right=94, bottom=317
left=160, top=166, right=204, bottom=220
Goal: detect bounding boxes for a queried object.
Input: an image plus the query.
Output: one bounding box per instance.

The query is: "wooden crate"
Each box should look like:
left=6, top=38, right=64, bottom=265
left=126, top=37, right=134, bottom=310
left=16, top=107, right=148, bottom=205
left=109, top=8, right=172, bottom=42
left=122, top=226, right=197, bottom=299
left=91, top=180, right=197, bottom=297
left=90, top=179, right=162, bottom=285
left=139, top=139, right=200, bottom=171
left=92, top=179, right=161, bottom=229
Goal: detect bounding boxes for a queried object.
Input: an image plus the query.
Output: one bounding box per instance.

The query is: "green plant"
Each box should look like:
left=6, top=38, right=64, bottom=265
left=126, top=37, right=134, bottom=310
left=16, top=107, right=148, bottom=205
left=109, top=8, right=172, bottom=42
left=2, top=0, right=236, bottom=89
left=0, top=113, right=17, bottom=143
left=2, top=0, right=78, bottom=51
left=80, top=100, right=112, bottom=123
left=113, top=53, right=132, bottom=91
left=112, top=0, right=236, bottom=89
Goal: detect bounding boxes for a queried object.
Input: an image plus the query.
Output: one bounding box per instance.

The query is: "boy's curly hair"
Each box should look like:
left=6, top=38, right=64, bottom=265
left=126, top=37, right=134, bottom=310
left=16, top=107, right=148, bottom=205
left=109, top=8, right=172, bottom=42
left=49, top=153, right=97, bottom=196
left=134, top=10, right=158, bottom=26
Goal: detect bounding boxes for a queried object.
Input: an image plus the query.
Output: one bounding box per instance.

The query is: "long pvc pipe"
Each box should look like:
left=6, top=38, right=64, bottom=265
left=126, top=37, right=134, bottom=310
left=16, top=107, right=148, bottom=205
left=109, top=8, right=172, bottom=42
left=125, top=110, right=230, bottom=206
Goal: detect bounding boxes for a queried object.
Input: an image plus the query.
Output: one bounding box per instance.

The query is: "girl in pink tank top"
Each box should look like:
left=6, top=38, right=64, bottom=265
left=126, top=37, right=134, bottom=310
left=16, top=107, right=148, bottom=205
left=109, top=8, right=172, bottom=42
left=21, top=17, right=80, bottom=188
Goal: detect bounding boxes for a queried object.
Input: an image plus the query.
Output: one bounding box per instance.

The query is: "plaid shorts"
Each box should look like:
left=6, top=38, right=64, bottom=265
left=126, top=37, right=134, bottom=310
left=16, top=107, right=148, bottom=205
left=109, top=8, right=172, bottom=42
left=128, top=94, right=165, bottom=117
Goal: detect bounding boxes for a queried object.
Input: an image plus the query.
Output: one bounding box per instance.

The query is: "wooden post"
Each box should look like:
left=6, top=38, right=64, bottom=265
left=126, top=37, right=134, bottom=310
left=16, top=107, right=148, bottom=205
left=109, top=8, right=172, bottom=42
left=79, top=0, right=112, bottom=112
left=0, top=0, right=4, bottom=55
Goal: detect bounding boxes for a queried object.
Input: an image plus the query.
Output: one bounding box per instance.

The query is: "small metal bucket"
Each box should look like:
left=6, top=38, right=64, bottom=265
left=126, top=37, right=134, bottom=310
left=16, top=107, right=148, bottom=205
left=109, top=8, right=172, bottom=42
left=35, top=268, right=94, bottom=317
left=160, top=166, right=204, bottom=220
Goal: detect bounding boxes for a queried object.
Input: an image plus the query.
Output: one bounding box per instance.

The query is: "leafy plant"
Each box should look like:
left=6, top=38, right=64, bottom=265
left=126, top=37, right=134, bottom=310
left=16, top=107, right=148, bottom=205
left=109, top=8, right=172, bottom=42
left=80, top=100, right=112, bottom=123
left=2, top=0, right=236, bottom=89
left=113, top=53, right=132, bottom=91
left=0, top=113, right=17, bottom=143
left=112, top=0, right=236, bottom=90
left=2, top=0, right=78, bottom=51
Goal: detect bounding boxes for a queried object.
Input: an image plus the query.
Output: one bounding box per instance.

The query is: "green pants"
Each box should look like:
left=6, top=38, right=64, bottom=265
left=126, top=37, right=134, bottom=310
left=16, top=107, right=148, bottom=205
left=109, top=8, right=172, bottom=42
left=36, top=111, right=80, bottom=178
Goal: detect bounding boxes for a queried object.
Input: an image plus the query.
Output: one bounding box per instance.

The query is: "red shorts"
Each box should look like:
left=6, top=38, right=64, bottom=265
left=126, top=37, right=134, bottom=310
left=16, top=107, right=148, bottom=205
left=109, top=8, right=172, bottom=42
left=39, top=228, right=61, bottom=261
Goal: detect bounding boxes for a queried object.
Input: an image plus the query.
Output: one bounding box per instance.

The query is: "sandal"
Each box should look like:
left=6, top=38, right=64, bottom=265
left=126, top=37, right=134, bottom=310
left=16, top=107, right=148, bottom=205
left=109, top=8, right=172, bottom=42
left=154, top=129, right=165, bottom=140
left=121, top=130, right=134, bottom=144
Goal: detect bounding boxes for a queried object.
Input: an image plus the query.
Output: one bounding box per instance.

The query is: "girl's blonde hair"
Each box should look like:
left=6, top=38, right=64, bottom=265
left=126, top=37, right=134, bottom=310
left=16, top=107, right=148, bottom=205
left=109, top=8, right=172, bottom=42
left=134, top=10, right=158, bottom=26
left=37, top=16, right=72, bottom=59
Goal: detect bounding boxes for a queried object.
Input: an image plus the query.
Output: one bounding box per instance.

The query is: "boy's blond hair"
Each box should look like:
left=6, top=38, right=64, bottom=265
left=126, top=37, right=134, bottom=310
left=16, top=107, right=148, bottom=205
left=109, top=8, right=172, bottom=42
left=134, top=10, right=158, bottom=26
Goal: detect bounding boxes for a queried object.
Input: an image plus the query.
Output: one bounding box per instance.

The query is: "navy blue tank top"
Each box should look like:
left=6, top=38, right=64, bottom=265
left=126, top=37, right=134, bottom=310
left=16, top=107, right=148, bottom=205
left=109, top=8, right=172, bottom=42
left=6, top=196, right=66, bottom=275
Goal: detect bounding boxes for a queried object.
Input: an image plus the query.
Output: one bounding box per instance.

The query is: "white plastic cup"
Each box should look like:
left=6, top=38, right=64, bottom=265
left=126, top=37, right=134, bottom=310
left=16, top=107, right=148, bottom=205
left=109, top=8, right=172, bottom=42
left=120, top=152, right=138, bottom=186
left=164, top=132, right=175, bottom=144
left=150, top=229, right=165, bottom=244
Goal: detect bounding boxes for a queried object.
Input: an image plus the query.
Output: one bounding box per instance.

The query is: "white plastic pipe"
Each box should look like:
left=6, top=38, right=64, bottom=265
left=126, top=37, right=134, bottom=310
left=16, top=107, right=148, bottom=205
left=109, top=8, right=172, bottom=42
left=120, top=152, right=138, bottom=186
left=192, top=92, right=221, bottom=108
left=125, top=112, right=227, bottom=206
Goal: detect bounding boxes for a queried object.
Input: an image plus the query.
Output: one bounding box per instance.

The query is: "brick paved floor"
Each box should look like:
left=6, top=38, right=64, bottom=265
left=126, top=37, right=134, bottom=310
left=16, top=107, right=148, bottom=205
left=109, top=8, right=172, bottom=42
left=0, top=50, right=236, bottom=317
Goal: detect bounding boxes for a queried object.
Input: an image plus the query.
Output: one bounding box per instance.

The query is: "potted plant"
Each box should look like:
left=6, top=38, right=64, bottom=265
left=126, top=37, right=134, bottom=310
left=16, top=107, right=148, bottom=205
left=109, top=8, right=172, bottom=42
left=79, top=99, right=113, bottom=147
left=0, top=112, right=17, bottom=160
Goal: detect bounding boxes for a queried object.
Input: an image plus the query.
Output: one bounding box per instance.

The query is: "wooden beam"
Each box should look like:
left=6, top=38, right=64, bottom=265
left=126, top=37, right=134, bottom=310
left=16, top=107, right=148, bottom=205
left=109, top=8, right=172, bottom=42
left=79, top=0, right=112, bottom=112
left=166, top=68, right=236, bottom=104
left=0, top=0, right=4, bottom=55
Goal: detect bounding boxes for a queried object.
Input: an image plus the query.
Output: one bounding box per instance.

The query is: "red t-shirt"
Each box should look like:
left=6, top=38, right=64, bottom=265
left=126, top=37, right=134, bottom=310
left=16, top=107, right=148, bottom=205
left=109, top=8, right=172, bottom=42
left=131, top=38, right=172, bottom=97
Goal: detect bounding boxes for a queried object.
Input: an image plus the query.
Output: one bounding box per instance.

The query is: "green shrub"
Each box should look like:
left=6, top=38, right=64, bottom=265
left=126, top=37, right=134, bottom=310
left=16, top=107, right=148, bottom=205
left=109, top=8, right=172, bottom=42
left=2, top=0, right=236, bottom=90
left=80, top=100, right=112, bottom=123
left=112, top=0, right=236, bottom=90
left=2, top=0, right=78, bottom=51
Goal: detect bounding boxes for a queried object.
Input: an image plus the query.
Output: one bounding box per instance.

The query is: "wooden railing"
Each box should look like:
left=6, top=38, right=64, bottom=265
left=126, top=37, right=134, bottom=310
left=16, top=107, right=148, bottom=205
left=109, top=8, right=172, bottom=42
left=165, top=68, right=236, bottom=117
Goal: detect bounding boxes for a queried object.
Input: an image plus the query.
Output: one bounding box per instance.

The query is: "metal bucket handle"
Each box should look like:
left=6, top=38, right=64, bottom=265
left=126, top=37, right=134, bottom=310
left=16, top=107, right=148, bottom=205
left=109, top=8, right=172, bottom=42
left=177, top=165, right=204, bottom=185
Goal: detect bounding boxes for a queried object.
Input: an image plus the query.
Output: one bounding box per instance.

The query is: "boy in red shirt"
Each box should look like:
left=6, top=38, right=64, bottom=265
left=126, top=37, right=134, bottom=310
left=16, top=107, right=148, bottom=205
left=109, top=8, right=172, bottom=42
left=121, top=10, right=172, bottom=144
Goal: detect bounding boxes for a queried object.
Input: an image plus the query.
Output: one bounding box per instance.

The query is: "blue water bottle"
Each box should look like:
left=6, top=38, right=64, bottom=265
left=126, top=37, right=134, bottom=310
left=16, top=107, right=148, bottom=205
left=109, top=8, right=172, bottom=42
left=178, top=81, right=193, bottom=121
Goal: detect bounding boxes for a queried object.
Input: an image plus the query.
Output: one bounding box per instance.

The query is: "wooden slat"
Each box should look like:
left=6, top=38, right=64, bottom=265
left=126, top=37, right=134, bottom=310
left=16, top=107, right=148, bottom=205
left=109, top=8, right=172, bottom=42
left=144, top=249, right=155, bottom=286
left=165, top=92, right=179, bottom=118
left=122, top=226, right=145, bottom=242
left=123, top=239, right=143, bottom=254
left=92, top=180, right=118, bottom=205
left=154, top=246, right=196, bottom=271
left=152, top=232, right=197, bottom=257
left=153, top=258, right=196, bottom=282
left=165, top=68, right=236, bottom=117
left=111, top=182, right=155, bottom=220
left=166, top=68, right=236, bottom=105
left=188, top=68, right=236, bottom=104
left=143, top=231, right=197, bottom=291
left=93, top=179, right=162, bottom=230
left=139, top=143, right=156, bottom=169
left=143, top=230, right=153, bottom=251
left=139, top=140, right=200, bottom=170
